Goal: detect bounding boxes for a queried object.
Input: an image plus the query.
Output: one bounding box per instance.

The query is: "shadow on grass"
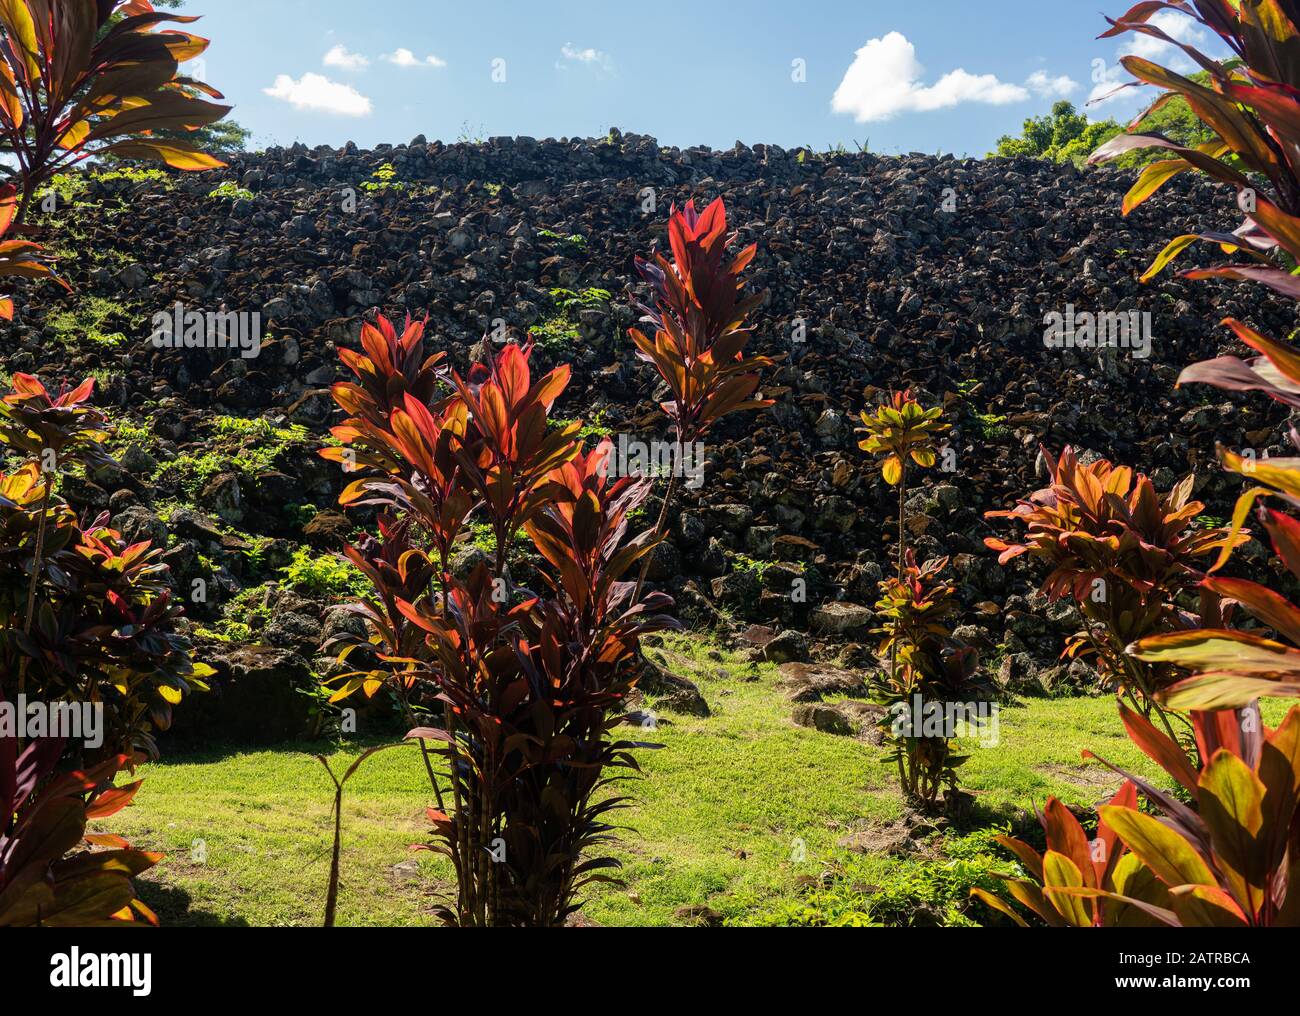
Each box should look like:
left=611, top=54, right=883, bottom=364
left=148, top=733, right=412, bottom=767
left=135, top=881, right=253, bottom=928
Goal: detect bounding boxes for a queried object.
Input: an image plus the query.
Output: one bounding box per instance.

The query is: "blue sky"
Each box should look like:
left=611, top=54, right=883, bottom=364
left=180, top=0, right=1215, bottom=154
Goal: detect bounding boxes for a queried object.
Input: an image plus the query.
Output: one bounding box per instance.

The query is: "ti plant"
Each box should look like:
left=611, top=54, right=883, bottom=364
left=322, top=314, right=678, bottom=927
left=0, top=182, right=61, bottom=318
left=979, top=703, right=1300, bottom=927
left=0, top=372, right=110, bottom=698
left=630, top=197, right=772, bottom=596
left=985, top=447, right=1245, bottom=738
left=857, top=387, right=951, bottom=763
left=0, top=734, right=160, bottom=926
left=869, top=551, right=985, bottom=810
left=857, top=389, right=949, bottom=580
left=1089, top=0, right=1300, bottom=298
left=1128, top=437, right=1300, bottom=708
left=0, top=374, right=210, bottom=759
left=971, top=783, right=1160, bottom=927
left=1089, top=1, right=1300, bottom=712
left=0, top=0, right=230, bottom=222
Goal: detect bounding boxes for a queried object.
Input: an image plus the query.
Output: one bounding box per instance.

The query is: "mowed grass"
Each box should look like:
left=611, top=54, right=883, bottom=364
left=103, top=634, right=1292, bottom=927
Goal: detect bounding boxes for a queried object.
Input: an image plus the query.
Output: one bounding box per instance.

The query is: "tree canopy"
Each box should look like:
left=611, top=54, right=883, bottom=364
left=991, top=83, right=1213, bottom=167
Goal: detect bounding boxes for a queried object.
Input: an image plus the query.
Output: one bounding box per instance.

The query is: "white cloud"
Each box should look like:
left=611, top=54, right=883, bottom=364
left=383, top=48, right=446, bottom=69
left=1027, top=70, right=1078, bottom=99
left=831, top=32, right=1030, bottom=122
left=323, top=44, right=369, bottom=72
left=558, top=43, right=613, bottom=72
left=263, top=72, right=372, bottom=116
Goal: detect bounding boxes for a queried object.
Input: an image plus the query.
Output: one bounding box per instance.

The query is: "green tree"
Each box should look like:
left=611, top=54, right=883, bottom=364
left=992, top=85, right=1214, bottom=168
left=992, top=101, right=1125, bottom=165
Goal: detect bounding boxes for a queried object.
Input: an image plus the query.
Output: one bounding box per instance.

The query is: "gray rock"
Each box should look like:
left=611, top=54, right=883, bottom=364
left=776, top=662, right=869, bottom=702
left=810, top=601, right=875, bottom=637
left=637, top=660, right=709, bottom=716
left=763, top=629, right=809, bottom=664
left=792, top=703, right=852, bottom=735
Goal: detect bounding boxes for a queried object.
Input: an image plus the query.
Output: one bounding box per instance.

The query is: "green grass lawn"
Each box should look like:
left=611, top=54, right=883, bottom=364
left=104, top=634, right=1290, bottom=927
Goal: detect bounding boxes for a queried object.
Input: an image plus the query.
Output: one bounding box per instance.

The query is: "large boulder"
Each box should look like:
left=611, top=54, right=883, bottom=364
left=776, top=662, right=869, bottom=702
left=632, top=658, right=709, bottom=717
left=162, top=644, right=320, bottom=746
left=810, top=601, right=876, bottom=638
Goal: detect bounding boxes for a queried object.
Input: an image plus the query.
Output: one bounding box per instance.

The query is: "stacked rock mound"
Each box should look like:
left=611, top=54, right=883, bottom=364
left=2, top=129, right=1293, bottom=711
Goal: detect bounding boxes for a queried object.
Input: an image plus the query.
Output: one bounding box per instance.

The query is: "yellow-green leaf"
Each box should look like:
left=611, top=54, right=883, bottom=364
left=1126, top=160, right=1190, bottom=217
left=1099, top=805, right=1216, bottom=889
left=1042, top=850, right=1092, bottom=926
left=881, top=454, right=903, bottom=486
left=1140, top=234, right=1201, bottom=282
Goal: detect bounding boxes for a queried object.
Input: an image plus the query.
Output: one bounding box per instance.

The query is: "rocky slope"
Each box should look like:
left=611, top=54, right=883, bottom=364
left=2, top=130, right=1294, bottom=721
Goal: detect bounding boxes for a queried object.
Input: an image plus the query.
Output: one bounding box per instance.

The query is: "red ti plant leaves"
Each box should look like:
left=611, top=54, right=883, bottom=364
left=0, top=183, right=63, bottom=318
left=972, top=781, right=1165, bottom=927
left=449, top=338, right=581, bottom=573
left=981, top=701, right=1300, bottom=926
left=1178, top=317, right=1300, bottom=411
left=0, top=735, right=161, bottom=927
left=0, top=0, right=231, bottom=221
left=631, top=198, right=773, bottom=446
left=330, top=315, right=448, bottom=434
left=1075, top=704, right=1300, bottom=926
left=1126, top=449, right=1300, bottom=710
left=1090, top=2, right=1300, bottom=286
left=0, top=373, right=211, bottom=759
left=323, top=514, right=437, bottom=706
left=524, top=440, right=665, bottom=621
left=320, top=311, right=681, bottom=926
left=1079, top=0, right=1300, bottom=930
left=629, top=198, right=775, bottom=597
left=985, top=445, right=1245, bottom=726
left=0, top=371, right=112, bottom=466
left=867, top=551, right=988, bottom=810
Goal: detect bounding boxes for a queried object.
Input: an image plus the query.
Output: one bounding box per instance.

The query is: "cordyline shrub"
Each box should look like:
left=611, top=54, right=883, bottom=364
left=972, top=783, right=1151, bottom=927
left=857, top=389, right=949, bottom=579
left=1132, top=465, right=1300, bottom=707
left=0, top=183, right=61, bottom=318
left=856, top=391, right=984, bottom=810
left=985, top=447, right=1245, bottom=738
left=1121, top=374, right=1300, bottom=710
left=869, top=551, right=986, bottom=810
left=0, top=0, right=230, bottom=222
left=0, top=374, right=211, bottom=760
left=1086, top=0, right=1300, bottom=711
left=630, top=197, right=772, bottom=595
left=1089, top=0, right=1300, bottom=295
left=970, top=1, right=1300, bottom=931
left=321, top=326, right=675, bottom=927
left=976, top=702, right=1300, bottom=927
left=0, top=733, right=160, bottom=926
left=320, top=199, right=772, bottom=926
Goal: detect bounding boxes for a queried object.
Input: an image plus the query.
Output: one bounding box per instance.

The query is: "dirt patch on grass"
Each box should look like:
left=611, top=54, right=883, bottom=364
left=1038, top=763, right=1123, bottom=798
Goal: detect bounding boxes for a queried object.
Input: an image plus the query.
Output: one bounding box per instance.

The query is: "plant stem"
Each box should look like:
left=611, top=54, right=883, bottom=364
left=324, top=779, right=344, bottom=928
left=633, top=467, right=679, bottom=605
left=15, top=184, right=33, bottom=227
left=888, top=472, right=906, bottom=737
left=16, top=469, right=53, bottom=699
left=897, top=471, right=907, bottom=580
